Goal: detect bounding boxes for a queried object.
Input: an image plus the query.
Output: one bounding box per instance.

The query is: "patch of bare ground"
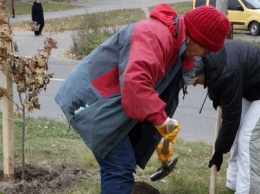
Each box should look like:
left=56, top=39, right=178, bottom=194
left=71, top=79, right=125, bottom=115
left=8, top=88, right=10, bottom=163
left=132, top=181, right=160, bottom=194
left=0, top=163, right=96, bottom=194
left=0, top=163, right=161, bottom=194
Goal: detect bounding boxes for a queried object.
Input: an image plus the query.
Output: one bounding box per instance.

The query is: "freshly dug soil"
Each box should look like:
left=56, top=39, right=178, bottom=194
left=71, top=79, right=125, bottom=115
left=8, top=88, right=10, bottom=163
left=0, top=163, right=160, bottom=194
left=0, top=163, right=92, bottom=194
left=132, top=181, right=160, bottom=194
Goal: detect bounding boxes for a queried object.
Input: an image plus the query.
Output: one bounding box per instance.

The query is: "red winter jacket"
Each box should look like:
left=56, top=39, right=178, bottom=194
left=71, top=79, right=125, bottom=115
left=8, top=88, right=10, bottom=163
left=121, top=3, right=193, bottom=126
left=55, top=3, right=193, bottom=163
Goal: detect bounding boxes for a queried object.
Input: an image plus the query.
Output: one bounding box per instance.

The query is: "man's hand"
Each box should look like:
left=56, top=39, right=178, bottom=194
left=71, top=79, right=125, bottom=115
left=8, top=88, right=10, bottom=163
left=156, top=118, right=180, bottom=143
left=208, top=152, right=223, bottom=171
left=156, top=141, right=174, bottom=163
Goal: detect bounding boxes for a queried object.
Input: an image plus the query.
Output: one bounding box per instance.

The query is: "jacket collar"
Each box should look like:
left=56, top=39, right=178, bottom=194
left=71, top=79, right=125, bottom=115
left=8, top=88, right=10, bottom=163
left=203, top=49, right=226, bottom=88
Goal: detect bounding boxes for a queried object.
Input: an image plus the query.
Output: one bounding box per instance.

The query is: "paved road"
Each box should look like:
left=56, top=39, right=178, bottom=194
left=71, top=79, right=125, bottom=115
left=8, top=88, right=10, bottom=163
left=3, top=0, right=217, bottom=145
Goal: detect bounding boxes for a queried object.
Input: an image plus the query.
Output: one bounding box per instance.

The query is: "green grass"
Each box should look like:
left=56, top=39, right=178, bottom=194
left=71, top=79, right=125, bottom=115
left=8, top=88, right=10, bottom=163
left=7, top=1, right=80, bottom=15
left=134, top=139, right=234, bottom=194
left=7, top=0, right=191, bottom=17
left=235, top=38, right=260, bottom=46
left=10, top=2, right=190, bottom=32
left=11, top=8, right=146, bottom=32
left=0, top=116, right=234, bottom=194
left=3, top=117, right=95, bottom=167
left=170, top=2, right=192, bottom=15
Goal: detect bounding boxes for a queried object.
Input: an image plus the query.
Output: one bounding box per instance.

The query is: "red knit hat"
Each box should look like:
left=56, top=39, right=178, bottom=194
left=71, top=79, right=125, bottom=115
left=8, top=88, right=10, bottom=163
left=184, top=6, right=230, bottom=52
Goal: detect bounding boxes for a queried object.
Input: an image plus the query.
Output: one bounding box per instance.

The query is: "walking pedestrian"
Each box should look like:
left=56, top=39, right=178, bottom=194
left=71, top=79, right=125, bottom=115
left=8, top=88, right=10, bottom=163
left=31, top=0, right=44, bottom=36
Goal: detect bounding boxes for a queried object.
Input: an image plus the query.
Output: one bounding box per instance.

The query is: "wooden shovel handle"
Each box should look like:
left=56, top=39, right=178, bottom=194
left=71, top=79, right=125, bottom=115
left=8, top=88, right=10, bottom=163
left=209, top=106, right=222, bottom=194
left=210, top=165, right=218, bottom=194
left=162, top=120, right=175, bottom=154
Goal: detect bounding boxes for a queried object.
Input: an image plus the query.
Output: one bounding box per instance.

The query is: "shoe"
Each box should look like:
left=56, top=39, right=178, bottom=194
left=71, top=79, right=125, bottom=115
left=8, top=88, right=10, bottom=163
left=39, top=33, right=43, bottom=36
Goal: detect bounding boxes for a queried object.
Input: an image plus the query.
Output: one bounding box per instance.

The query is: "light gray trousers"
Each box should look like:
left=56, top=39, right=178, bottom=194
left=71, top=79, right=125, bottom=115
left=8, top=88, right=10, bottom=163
left=226, top=99, right=260, bottom=194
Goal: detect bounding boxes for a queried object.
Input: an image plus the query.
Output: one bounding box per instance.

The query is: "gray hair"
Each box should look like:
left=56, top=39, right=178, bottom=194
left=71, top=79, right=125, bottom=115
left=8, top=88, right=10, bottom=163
left=194, top=56, right=204, bottom=76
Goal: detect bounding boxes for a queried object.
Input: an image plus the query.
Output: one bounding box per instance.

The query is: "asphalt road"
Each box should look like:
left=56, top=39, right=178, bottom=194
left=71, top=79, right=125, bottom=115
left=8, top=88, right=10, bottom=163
left=2, top=0, right=218, bottom=145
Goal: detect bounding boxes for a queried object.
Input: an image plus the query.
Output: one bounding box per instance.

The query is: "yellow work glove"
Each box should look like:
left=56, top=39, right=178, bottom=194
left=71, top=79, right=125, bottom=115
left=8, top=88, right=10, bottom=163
left=156, top=141, right=174, bottom=163
left=156, top=118, right=180, bottom=143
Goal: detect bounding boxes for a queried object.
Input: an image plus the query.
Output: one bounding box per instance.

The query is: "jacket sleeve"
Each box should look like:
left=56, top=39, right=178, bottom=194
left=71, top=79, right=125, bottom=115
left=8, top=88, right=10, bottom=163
left=213, top=70, right=243, bottom=154
left=31, top=4, right=36, bottom=21
left=121, top=29, right=173, bottom=126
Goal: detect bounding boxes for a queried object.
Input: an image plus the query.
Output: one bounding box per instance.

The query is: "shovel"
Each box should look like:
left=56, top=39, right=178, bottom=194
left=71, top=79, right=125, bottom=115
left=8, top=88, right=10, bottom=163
left=150, top=120, right=179, bottom=181
left=209, top=106, right=222, bottom=194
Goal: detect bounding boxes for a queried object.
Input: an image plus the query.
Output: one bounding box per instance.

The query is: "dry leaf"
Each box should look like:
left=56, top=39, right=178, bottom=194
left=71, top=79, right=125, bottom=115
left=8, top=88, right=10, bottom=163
left=0, top=5, right=57, bottom=112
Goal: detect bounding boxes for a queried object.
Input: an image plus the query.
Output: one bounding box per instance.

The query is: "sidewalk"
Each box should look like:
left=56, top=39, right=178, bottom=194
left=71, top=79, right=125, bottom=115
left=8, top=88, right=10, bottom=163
left=9, top=0, right=188, bottom=23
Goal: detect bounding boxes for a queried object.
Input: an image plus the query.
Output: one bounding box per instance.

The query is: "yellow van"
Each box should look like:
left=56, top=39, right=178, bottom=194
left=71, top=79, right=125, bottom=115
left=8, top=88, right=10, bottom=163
left=192, top=0, right=260, bottom=36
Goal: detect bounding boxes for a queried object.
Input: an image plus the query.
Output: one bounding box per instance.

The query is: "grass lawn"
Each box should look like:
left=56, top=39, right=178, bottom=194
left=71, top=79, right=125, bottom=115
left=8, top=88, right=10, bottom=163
left=0, top=1, right=253, bottom=193
left=0, top=116, right=234, bottom=193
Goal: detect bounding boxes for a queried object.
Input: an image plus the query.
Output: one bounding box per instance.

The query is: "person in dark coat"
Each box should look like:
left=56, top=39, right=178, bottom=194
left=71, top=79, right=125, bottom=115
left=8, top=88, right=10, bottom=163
left=31, top=0, right=44, bottom=36
left=55, top=4, right=230, bottom=194
left=192, top=40, right=260, bottom=193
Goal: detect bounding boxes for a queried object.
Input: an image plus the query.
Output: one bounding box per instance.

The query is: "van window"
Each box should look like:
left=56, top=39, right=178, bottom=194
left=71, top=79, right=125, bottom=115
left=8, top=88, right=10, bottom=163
left=241, top=0, right=260, bottom=9
left=195, top=0, right=207, bottom=7
left=209, top=0, right=216, bottom=7
left=228, top=0, right=241, bottom=10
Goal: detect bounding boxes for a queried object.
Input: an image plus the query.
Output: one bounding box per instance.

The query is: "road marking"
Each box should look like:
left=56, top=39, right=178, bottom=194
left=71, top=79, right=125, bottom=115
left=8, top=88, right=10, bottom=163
left=51, top=78, right=65, bottom=81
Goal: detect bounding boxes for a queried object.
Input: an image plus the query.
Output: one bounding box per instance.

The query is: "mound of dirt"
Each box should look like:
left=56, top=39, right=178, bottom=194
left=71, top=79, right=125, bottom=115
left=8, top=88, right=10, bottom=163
left=0, top=163, right=160, bottom=194
left=132, top=181, right=160, bottom=194
left=0, top=163, right=94, bottom=194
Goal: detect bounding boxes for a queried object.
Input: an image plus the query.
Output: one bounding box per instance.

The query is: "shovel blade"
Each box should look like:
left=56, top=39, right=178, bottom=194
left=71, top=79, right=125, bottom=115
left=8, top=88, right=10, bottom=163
left=150, top=154, right=179, bottom=182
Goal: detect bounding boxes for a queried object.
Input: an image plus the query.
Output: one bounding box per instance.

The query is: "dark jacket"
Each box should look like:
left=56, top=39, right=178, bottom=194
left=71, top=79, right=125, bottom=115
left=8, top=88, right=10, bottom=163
left=55, top=3, right=193, bottom=169
left=203, top=39, right=260, bottom=154
left=31, top=1, right=44, bottom=23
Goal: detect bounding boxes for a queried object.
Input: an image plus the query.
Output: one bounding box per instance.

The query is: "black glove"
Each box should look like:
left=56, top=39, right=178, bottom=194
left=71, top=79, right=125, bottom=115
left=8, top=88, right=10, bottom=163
left=208, top=152, right=223, bottom=171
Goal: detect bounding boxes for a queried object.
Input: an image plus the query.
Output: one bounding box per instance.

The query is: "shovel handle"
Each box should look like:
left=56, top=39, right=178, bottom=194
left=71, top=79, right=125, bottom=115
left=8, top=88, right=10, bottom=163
left=210, top=165, right=217, bottom=194
left=162, top=120, right=175, bottom=154
left=209, top=106, right=222, bottom=194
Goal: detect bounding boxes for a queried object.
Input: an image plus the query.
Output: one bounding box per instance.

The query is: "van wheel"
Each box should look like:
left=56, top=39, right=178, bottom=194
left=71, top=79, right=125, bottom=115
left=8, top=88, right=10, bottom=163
left=249, top=22, right=260, bottom=36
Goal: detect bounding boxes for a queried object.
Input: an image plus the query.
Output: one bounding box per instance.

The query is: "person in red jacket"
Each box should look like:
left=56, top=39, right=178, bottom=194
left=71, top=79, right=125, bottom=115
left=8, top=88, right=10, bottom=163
left=55, top=3, right=230, bottom=194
